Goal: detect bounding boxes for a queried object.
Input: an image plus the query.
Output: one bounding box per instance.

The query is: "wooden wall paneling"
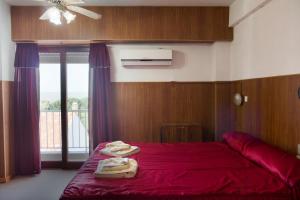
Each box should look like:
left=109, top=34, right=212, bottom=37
left=11, top=6, right=233, bottom=42
left=230, top=75, right=300, bottom=154
left=217, top=8, right=233, bottom=40
left=0, top=81, right=14, bottom=183
left=230, top=81, right=242, bottom=132
left=3, top=82, right=14, bottom=181
left=111, top=83, right=166, bottom=142
left=237, top=79, right=262, bottom=137
left=259, top=76, right=300, bottom=154
left=259, top=77, right=286, bottom=150
left=165, top=83, right=215, bottom=141
left=285, top=76, right=300, bottom=154
left=213, top=82, right=234, bottom=140
left=111, top=82, right=215, bottom=143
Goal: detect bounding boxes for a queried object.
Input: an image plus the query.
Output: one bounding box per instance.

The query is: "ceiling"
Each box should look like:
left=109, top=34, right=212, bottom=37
left=5, top=0, right=235, bottom=6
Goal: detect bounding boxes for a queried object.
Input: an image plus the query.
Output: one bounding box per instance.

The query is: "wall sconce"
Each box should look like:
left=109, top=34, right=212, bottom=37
left=233, top=93, right=244, bottom=106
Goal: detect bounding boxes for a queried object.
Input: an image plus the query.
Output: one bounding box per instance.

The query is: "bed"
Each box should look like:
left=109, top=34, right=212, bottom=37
left=60, top=132, right=300, bottom=200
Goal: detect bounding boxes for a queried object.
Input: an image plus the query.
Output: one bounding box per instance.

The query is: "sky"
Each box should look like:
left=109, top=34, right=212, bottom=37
left=40, top=63, right=89, bottom=101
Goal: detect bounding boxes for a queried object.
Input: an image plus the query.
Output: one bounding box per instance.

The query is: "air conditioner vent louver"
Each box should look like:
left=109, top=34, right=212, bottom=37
left=120, top=49, right=173, bottom=66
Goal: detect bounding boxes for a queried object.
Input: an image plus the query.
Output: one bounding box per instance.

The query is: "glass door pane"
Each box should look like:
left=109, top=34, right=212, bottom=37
left=66, top=52, right=89, bottom=161
left=39, top=53, right=62, bottom=161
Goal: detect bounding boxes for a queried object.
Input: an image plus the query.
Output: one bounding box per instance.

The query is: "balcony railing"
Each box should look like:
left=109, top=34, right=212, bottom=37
left=40, top=109, right=89, bottom=154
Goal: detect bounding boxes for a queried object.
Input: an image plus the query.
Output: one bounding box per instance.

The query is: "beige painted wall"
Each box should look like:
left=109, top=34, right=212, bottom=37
left=230, top=0, right=300, bottom=80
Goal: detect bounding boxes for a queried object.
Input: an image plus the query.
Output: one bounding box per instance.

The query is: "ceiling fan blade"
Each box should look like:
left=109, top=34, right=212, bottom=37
left=32, top=0, right=56, bottom=6
left=67, top=5, right=102, bottom=20
left=64, top=0, right=85, bottom=5
left=32, top=0, right=84, bottom=4
left=32, top=0, right=49, bottom=3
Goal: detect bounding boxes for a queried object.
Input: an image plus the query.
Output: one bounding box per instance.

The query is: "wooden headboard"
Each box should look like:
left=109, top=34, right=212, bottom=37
left=160, top=123, right=202, bottom=143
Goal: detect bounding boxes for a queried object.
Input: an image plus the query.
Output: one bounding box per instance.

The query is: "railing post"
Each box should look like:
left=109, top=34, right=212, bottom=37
left=40, top=109, right=89, bottom=153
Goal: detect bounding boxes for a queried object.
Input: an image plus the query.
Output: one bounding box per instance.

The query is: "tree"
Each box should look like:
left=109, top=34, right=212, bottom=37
left=49, top=100, right=61, bottom=110
left=41, top=97, right=88, bottom=111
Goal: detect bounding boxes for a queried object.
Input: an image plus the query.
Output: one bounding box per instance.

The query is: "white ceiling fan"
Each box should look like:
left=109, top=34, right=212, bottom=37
left=36, top=0, right=102, bottom=25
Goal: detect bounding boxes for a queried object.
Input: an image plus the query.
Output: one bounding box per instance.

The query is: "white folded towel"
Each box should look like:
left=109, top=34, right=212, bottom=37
left=100, top=141, right=140, bottom=157
left=100, top=146, right=140, bottom=157
left=99, top=157, right=130, bottom=172
left=94, top=158, right=138, bottom=179
left=106, top=141, right=129, bottom=148
left=105, top=141, right=131, bottom=152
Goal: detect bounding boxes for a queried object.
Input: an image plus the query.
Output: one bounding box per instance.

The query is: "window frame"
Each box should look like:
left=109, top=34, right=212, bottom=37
left=39, top=45, right=89, bottom=169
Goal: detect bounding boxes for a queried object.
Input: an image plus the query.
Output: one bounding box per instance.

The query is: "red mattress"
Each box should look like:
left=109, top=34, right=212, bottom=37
left=60, top=142, right=296, bottom=200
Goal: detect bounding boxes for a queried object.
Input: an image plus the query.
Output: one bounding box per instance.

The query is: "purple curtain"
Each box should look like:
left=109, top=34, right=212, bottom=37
left=88, top=43, right=113, bottom=150
left=14, top=43, right=41, bottom=175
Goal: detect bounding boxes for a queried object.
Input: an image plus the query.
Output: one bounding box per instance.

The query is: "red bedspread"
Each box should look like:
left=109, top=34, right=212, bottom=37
left=60, top=142, right=294, bottom=200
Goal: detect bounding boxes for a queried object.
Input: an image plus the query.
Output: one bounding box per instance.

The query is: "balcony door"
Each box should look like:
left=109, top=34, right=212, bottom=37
left=39, top=46, right=89, bottom=168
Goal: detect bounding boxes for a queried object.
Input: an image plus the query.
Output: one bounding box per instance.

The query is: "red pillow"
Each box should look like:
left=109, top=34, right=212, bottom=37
left=222, top=131, right=257, bottom=153
left=243, top=140, right=300, bottom=187
left=223, top=132, right=300, bottom=187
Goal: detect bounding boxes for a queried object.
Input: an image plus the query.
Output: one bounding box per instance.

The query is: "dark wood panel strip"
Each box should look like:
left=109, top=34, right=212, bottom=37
left=11, top=6, right=233, bottom=42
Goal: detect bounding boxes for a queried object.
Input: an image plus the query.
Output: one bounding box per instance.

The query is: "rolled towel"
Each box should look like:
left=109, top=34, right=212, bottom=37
left=94, top=158, right=138, bottom=179
left=100, top=146, right=140, bottom=157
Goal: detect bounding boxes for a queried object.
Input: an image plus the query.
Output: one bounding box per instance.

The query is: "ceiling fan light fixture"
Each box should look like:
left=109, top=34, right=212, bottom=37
left=39, top=0, right=102, bottom=25
left=63, top=11, right=76, bottom=24
left=47, top=7, right=62, bottom=25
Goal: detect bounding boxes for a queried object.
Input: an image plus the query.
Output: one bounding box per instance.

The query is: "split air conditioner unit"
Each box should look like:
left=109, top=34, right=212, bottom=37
left=120, top=49, right=173, bottom=66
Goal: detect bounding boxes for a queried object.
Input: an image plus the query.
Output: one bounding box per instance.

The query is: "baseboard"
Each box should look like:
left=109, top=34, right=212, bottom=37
left=0, top=177, right=7, bottom=183
left=0, top=175, right=12, bottom=183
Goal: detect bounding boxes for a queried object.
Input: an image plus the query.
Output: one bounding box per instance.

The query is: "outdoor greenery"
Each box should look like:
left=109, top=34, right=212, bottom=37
left=40, top=97, right=88, bottom=111
left=40, top=97, right=89, bottom=128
